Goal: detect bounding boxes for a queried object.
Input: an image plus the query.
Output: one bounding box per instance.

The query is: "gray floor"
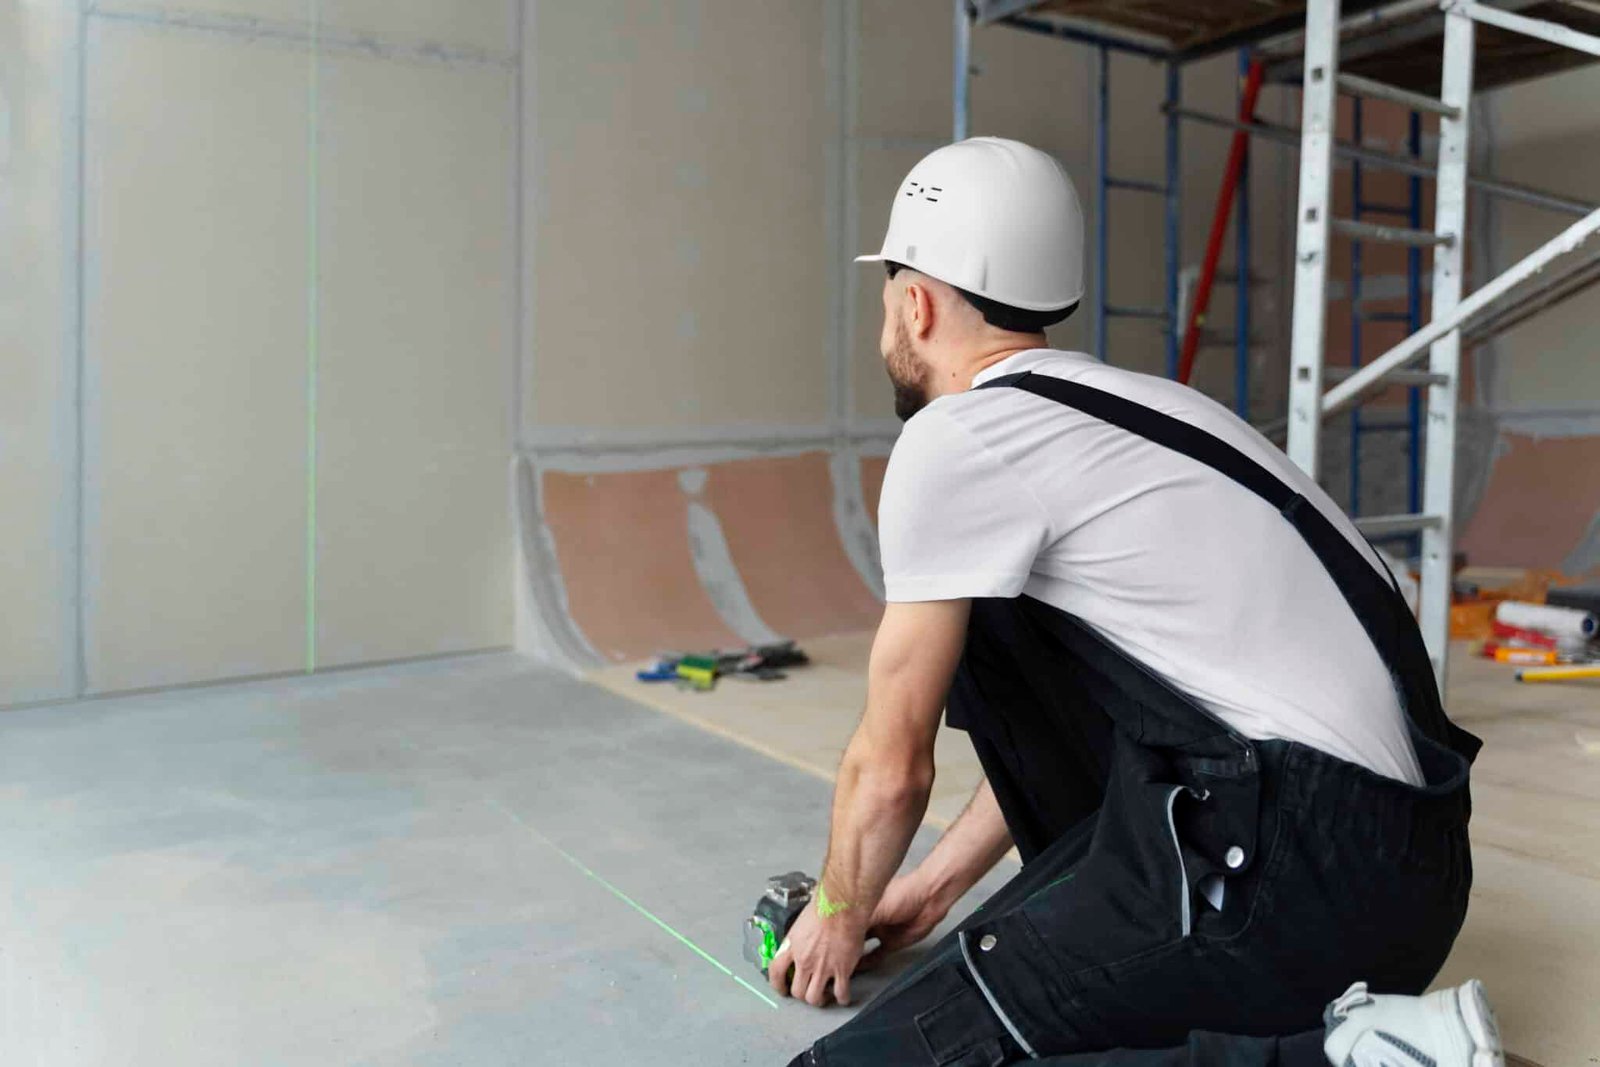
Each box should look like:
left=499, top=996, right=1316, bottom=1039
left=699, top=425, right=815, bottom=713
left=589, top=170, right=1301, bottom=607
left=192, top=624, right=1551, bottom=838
left=0, top=655, right=1015, bottom=1065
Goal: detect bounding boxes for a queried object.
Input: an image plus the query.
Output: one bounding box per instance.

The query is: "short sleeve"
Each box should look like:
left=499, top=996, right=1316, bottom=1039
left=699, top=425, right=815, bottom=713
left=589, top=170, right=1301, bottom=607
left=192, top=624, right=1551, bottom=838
left=878, top=407, right=1051, bottom=602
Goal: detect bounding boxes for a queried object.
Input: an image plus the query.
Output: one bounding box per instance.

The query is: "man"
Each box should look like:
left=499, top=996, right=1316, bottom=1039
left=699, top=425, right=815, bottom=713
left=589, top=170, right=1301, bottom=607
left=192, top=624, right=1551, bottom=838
left=772, top=137, right=1502, bottom=1067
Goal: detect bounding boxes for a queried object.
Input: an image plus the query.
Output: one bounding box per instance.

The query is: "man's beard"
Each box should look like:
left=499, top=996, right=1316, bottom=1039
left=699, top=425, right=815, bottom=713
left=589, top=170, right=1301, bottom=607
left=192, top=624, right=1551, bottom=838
left=886, top=317, right=931, bottom=422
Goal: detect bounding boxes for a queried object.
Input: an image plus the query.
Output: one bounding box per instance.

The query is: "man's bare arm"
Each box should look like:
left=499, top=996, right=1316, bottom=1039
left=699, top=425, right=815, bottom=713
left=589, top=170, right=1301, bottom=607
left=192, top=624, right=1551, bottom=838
left=768, top=598, right=970, bottom=1005
left=860, top=776, right=1012, bottom=968
left=817, top=598, right=972, bottom=920
left=916, top=776, right=1014, bottom=911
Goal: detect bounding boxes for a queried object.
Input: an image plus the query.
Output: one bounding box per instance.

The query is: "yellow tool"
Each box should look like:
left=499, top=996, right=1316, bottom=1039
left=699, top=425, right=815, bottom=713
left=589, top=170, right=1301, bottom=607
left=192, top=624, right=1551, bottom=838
left=1516, top=665, right=1600, bottom=684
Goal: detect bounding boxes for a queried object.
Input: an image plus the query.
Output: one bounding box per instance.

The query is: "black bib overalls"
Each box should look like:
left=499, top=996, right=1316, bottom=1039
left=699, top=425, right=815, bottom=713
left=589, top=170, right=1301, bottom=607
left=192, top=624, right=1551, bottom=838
left=789, top=372, right=1480, bottom=1067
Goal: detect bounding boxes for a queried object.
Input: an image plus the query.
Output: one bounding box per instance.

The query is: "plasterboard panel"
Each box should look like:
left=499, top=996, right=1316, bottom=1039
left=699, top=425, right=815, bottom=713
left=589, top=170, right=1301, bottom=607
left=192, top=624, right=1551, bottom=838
left=1488, top=64, right=1600, bottom=150
left=314, top=54, right=515, bottom=668
left=1486, top=104, right=1600, bottom=412
left=83, top=22, right=308, bottom=692
left=527, top=0, right=829, bottom=435
left=93, top=0, right=516, bottom=54
left=970, top=20, right=1095, bottom=170
left=0, top=5, right=77, bottom=705
left=856, top=0, right=953, bottom=140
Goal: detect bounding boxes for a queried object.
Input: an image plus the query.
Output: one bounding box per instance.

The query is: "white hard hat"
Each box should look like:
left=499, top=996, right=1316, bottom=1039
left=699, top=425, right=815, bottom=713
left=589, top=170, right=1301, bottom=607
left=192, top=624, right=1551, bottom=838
left=856, top=137, right=1085, bottom=312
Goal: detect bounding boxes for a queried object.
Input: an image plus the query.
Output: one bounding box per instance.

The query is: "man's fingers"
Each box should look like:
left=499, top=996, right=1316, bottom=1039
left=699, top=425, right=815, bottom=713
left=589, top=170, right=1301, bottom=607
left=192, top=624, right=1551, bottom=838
left=803, top=970, right=829, bottom=1008
left=768, top=943, right=794, bottom=997
left=833, top=971, right=853, bottom=1007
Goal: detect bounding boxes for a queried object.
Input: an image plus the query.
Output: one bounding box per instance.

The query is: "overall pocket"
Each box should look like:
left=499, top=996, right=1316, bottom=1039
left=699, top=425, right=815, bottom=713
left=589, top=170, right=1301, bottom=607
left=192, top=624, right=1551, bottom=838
left=1018, top=773, right=1199, bottom=977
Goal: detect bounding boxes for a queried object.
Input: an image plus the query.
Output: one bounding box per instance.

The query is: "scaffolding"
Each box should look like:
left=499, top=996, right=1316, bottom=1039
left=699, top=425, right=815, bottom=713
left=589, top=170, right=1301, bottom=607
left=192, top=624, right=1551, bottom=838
left=953, top=0, right=1600, bottom=691
left=1286, top=0, right=1600, bottom=685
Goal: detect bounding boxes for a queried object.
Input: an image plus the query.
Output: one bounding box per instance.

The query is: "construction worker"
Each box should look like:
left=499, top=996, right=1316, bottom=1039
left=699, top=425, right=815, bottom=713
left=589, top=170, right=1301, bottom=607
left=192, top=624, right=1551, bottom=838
left=773, top=138, right=1501, bottom=1067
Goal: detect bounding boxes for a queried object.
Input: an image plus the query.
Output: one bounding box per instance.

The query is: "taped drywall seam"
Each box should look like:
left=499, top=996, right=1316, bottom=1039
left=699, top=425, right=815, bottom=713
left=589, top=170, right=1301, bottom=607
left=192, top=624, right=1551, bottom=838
left=523, top=419, right=902, bottom=475
left=1492, top=409, right=1600, bottom=438
left=511, top=456, right=603, bottom=671
left=511, top=0, right=527, bottom=456
left=1451, top=407, right=1502, bottom=533
left=827, top=0, right=887, bottom=601
left=305, top=0, right=320, bottom=673
left=678, top=469, right=784, bottom=646
left=85, top=6, right=516, bottom=68
left=69, top=0, right=90, bottom=698
left=524, top=421, right=844, bottom=454
left=826, top=0, right=850, bottom=436
left=830, top=450, right=884, bottom=599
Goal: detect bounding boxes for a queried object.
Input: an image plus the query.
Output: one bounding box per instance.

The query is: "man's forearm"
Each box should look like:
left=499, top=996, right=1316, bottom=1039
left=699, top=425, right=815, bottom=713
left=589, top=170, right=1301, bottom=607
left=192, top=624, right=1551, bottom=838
left=809, top=599, right=969, bottom=931
left=913, top=777, right=1012, bottom=911
left=816, top=733, right=933, bottom=921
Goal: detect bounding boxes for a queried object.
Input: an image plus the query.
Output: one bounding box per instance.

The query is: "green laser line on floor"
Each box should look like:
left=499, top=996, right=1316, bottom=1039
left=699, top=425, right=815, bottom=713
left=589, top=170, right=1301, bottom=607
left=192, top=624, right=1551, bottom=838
left=486, top=799, right=779, bottom=1010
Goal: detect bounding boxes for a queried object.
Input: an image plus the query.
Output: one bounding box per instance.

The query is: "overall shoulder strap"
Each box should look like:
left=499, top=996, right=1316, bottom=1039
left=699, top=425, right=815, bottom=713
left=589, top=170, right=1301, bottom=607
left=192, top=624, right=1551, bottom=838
left=979, top=370, right=1463, bottom=751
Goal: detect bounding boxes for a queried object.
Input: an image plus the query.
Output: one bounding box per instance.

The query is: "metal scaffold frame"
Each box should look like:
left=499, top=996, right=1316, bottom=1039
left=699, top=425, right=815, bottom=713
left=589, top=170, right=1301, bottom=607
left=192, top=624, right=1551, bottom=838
left=957, top=0, right=1600, bottom=693
left=1287, top=0, right=1600, bottom=686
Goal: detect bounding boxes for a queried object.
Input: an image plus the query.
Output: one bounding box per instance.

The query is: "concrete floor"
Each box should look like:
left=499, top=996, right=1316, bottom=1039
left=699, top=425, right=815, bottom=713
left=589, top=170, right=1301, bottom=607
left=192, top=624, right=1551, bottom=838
left=5, top=645, right=1595, bottom=1065
left=0, top=655, right=1013, bottom=1065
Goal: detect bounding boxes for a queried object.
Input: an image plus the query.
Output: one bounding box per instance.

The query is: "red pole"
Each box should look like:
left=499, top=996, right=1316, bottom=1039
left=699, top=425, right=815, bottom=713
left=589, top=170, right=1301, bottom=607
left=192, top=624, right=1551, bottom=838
left=1178, top=57, right=1265, bottom=386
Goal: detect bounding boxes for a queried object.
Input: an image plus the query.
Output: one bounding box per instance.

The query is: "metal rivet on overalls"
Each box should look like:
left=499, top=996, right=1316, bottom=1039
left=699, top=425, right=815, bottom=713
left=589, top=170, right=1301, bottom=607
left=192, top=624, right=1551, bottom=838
left=979, top=934, right=998, bottom=952
left=1226, top=846, right=1246, bottom=869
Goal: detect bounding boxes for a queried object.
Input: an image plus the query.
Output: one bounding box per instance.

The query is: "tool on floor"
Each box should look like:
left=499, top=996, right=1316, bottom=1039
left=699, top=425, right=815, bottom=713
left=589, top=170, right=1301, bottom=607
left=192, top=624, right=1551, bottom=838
left=1516, top=665, right=1600, bottom=684
left=635, top=641, right=811, bottom=691
left=635, top=654, right=685, bottom=683
left=675, top=654, right=720, bottom=691
left=1480, top=642, right=1563, bottom=666
left=1546, top=584, right=1600, bottom=616
left=1489, top=620, right=1560, bottom=650
left=1494, top=601, right=1597, bottom=643
left=742, top=871, right=816, bottom=977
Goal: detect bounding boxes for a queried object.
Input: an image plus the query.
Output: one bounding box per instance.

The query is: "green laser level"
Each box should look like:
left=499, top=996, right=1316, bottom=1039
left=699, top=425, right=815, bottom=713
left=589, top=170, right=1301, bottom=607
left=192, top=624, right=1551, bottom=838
left=742, top=871, right=816, bottom=976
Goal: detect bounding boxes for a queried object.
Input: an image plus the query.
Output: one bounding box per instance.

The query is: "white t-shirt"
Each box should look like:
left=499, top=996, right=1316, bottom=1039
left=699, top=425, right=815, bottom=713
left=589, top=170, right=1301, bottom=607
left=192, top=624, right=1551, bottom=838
left=879, top=349, right=1423, bottom=785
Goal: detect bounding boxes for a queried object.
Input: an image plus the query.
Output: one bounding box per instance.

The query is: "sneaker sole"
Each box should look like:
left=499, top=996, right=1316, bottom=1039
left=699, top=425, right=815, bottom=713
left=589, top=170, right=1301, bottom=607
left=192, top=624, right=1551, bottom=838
left=1456, top=979, right=1505, bottom=1067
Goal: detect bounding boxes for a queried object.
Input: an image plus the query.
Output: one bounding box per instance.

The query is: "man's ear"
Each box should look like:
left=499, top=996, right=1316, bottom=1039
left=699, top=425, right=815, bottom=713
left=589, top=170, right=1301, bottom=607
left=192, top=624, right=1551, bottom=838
left=904, top=280, right=936, bottom=341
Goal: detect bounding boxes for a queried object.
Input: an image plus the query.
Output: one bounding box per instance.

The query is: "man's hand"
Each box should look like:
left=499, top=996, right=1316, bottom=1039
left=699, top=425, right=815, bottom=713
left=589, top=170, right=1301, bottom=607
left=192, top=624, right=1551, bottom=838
left=768, top=897, right=872, bottom=1007
left=859, top=873, right=948, bottom=971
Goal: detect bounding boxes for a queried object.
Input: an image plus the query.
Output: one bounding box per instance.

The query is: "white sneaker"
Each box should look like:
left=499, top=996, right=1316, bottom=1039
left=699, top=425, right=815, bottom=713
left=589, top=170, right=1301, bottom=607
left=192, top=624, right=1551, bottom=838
left=1323, top=980, right=1505, bottom=1067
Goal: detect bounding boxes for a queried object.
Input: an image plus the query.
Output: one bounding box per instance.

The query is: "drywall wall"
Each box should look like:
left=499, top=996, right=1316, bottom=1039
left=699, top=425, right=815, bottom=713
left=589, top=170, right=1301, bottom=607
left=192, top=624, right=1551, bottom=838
left=514, top=2, right=1303, bottom=669
left=0, top=3, right=78, bottom=705
left=83, top=18, right=311, bottom=692
left=1455, top=64, right=1600, bottom=572
left=523, top=0, right=832, bottom=439
left=3, top=1, right=518, bottom=706
left=1475, top=65, right=1600, bottom=415
left=312, top=50, right=515, bottom=669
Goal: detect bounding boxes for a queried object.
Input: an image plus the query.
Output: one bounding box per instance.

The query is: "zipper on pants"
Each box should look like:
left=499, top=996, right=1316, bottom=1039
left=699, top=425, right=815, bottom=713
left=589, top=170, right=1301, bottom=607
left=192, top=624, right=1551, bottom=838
left=1165, top=785, right=1192, bottom=937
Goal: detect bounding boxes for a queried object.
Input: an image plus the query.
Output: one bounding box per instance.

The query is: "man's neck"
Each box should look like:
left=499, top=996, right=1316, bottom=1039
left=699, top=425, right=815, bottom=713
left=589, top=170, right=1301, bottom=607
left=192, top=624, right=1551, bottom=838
left=946, top=339, right=1046, bottom=396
